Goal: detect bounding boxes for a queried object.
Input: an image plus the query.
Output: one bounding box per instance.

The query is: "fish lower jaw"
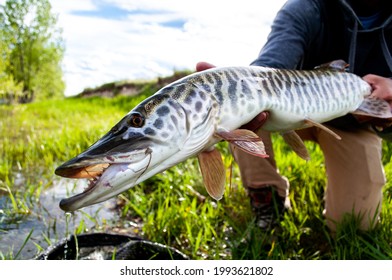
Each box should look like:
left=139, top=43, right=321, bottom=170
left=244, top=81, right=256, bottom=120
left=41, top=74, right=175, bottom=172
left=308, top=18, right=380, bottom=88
left=59, top=162, right=149, bottom=212
left=58, top=163, right=121, bottom=211
left=59, top=180, right=120, bottom=212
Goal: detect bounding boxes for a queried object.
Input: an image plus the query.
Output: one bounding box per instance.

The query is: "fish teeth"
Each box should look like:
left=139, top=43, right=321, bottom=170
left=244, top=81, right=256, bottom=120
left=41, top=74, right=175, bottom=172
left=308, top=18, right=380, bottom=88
left=83, top=165, right=109, bottom=192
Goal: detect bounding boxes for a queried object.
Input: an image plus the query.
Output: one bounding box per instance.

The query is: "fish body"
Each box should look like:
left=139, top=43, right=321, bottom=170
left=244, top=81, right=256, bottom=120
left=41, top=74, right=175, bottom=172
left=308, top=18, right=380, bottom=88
left=196, top=66, right=369, bottom=132
left=55, top=64, right=391, bottom=212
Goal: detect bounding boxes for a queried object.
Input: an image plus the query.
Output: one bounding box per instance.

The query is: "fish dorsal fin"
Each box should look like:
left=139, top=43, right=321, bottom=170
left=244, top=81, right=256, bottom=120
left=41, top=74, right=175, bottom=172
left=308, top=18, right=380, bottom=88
left=352, top=97, right=392, bottom=119
left=215, top=129, right=268, bottom=158
left=314, top=60, right=349, bottom=72
left=281, top=131, right=310, bottom=160
left=304, top=118, right=341, bottom=140
left=197, top=148, right=226, bottom=200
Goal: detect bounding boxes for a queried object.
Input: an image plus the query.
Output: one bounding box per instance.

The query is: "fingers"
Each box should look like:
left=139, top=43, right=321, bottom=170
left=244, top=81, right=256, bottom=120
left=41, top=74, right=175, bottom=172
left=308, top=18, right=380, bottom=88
left=196, top=62, right=216, bottom=72
left=240, top=112, right=269, bottom=132
left=362, top=74, right=383, bottom=84
left=362, top=74, right=392, bottom=105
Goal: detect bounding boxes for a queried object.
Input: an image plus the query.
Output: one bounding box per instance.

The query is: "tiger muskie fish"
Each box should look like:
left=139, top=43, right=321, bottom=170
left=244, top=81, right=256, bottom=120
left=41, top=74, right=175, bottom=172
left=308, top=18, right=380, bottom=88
left=55, top=60, right=392, bottom=211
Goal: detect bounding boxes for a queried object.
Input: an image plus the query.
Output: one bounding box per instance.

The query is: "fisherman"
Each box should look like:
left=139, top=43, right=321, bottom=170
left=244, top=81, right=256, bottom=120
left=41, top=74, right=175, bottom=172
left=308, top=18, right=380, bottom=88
left=197, top=0, right=392, bottom=231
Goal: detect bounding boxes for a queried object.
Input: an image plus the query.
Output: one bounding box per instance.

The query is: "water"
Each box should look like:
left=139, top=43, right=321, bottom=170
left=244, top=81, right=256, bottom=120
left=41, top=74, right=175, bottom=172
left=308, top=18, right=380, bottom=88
left=0, top=178, right=118, bottom=259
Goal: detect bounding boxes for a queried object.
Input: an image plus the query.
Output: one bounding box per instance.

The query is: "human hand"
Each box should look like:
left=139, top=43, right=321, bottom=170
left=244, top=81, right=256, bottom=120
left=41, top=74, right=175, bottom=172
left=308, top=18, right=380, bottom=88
left=195, top=62, right=269, bottom=132
left=363, top=74, right=392, bottom=108
left=196, top=61, right=216, bottom=72
left=356, top=74, right=392, bottom=129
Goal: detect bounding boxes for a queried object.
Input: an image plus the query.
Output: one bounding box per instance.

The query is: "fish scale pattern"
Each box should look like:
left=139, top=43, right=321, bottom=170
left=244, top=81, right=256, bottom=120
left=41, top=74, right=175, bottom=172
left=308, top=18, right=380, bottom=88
left=143, top=66, right=370, bottom=133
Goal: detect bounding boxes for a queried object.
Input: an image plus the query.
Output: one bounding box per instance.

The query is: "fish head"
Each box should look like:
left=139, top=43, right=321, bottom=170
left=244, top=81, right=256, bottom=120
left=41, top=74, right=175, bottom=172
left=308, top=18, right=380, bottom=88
left=55, top=97, right=188, bottom=212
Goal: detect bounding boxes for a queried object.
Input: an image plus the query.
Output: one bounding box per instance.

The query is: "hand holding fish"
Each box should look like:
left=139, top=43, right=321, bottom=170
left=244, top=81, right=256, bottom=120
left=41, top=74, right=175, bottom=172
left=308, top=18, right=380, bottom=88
left=363, top=74, right=392, bottom=108
left=354, top=74, right=392, bottom=128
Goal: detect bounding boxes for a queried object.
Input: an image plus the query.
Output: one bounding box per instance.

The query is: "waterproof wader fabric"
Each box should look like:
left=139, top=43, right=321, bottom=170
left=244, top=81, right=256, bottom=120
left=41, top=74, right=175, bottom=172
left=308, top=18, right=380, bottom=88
left=241, top=0, right=392, bottom=231
left=232, top=125, right=385, bottom=231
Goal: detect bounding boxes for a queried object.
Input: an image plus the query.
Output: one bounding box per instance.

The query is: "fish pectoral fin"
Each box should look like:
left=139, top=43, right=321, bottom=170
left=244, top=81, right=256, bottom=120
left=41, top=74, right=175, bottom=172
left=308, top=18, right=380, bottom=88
left=304, top=118, right=341, bottom=140
left=215, top=129, right=269, bottom=158
left=197, top=148, right=226, bottom=200
left=352, top=97, right=392, bottom=120
left=281, top=131, right=311, bottom=161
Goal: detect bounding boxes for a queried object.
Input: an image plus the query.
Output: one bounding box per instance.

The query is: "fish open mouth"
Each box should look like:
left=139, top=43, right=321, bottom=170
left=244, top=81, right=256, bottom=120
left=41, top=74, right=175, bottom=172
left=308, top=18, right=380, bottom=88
left=57, top=163, right=112, bottom=211
left=56, top=162, right=112, bottom=199
left=83, top=164, right=110, bottom=192
left=56, top=148, right=154, bottom=212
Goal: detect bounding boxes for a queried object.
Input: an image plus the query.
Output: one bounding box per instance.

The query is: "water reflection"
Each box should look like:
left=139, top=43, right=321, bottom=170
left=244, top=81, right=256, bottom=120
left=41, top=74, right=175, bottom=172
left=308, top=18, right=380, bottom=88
left=0, top=178, right=118, bottom=259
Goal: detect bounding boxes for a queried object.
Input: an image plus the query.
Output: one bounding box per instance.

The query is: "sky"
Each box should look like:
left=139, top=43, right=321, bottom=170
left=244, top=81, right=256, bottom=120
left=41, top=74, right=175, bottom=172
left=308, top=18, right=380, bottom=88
left=4, top=0, right=287, bottom=96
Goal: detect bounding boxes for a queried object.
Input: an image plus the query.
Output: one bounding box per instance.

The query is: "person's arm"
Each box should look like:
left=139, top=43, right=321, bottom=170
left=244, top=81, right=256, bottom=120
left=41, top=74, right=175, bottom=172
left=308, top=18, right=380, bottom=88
left=251, top=0, right=322, bottom=69
left=196, top=0, right=323, bottom=131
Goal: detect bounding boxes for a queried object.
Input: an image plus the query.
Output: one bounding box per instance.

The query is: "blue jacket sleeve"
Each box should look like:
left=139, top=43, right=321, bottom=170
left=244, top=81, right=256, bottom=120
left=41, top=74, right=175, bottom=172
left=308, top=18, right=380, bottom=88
left=251, top=0, right=323, bottom=69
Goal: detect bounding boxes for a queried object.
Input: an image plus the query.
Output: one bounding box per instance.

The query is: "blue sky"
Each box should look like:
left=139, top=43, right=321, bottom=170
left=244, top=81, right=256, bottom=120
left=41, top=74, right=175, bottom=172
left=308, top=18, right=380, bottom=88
left=45, top=0, right=286, bottom=95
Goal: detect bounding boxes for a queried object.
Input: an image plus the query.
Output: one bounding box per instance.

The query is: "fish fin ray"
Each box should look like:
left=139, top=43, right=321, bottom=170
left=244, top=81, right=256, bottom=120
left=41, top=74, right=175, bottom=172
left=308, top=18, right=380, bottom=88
left=281, top=131, right=310, bottom=160
left=352, top=97, right=392, bottom=119
left=197, top=148, right=225, bottom=200
left=304, top=118, right=341, bottom=140
left=215, top=129, right=268, bottom=158
left=314, top=60, right=349, bottom=72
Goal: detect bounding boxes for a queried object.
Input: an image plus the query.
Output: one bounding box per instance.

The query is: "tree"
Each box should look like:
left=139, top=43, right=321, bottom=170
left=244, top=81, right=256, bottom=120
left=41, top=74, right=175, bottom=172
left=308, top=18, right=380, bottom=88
left=0, top=0, right=64, bottom=103
left=0, top=29, right=23, bottom=104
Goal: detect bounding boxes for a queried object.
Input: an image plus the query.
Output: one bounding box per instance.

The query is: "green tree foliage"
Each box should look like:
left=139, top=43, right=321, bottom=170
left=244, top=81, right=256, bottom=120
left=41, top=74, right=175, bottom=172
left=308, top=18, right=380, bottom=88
left=0, top=29, right=23, bottom=104
left=0, top=0, right=64, bottom=103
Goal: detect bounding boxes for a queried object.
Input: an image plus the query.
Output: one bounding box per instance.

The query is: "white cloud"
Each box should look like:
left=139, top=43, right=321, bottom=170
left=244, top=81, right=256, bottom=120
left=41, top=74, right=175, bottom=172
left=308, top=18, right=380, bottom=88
left=50, top=0, right=287, bottom=96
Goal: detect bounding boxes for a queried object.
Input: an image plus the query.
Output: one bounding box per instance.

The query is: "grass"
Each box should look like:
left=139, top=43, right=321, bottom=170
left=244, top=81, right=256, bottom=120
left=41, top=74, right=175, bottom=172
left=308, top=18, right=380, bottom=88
left=0, top=94, right=153, bottom=259
left=1, top=86, right=392, bottom=259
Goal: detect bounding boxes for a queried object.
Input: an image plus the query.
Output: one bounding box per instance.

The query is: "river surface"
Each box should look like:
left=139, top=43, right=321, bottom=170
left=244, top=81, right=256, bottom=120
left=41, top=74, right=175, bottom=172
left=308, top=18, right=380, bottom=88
left=0, top=178, right=119, bottom=259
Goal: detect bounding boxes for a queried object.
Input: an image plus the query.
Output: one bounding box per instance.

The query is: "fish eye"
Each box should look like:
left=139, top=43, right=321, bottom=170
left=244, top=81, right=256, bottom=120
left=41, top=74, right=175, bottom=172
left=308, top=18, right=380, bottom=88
left=128, top=113, right=145, bottom=128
